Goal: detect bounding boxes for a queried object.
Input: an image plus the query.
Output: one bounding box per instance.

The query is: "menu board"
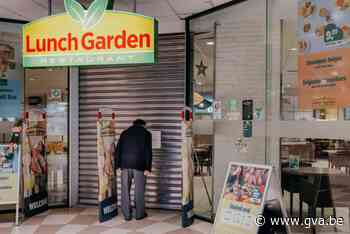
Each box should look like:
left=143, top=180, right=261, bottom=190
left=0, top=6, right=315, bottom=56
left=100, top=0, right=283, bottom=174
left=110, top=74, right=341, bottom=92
left=298, top=0, right=350, bottom=109
left=213, top=162, right=272, bottom=234
left=0, top=144, right=20, bottom=204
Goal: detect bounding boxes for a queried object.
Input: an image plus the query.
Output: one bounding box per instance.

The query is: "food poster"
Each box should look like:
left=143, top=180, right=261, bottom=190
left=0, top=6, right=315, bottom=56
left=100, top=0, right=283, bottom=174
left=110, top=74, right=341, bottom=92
left=97, top=114, right=117, bottom=222
left=22, top=111, right=48, bottom=217
left=0, top=22, right=23, bottom=79
left=298, top=0, right=350, bottom=109
left=0, top=144, right=20, bottom=204
left=213, top=162, right=272, bottom=234
left=181, top=120, right=194, bottom=227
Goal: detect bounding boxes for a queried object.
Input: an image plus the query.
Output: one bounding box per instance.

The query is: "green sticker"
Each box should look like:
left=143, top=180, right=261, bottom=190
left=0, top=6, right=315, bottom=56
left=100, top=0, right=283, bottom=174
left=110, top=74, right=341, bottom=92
left=228, top=99, right=237, bottom=112
left=64, top=0, right=108, bottom=29
left=325, top=24, right=343, bottom=43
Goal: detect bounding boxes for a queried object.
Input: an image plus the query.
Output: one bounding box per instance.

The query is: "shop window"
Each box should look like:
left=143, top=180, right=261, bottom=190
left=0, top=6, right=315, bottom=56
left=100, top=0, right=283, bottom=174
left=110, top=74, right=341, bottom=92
left=279, top=0, right=350, bottom=121
left=25, top=68, right=69, bottom=207
left=280, top=137, right=350, bottom=232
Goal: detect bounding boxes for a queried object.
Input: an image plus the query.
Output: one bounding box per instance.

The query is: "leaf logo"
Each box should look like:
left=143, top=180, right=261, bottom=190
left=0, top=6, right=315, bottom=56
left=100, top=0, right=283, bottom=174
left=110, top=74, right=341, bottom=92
left=64, top=0, right=108, bottom=29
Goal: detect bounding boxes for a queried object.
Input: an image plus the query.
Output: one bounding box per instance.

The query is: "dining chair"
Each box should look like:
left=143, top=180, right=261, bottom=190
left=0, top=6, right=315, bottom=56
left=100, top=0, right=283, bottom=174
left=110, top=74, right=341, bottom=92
left=281, top=171, right=305, bottom=218
left=281, top=162, right=312, bottom=217
left=299, top=175, right=336, bottom=234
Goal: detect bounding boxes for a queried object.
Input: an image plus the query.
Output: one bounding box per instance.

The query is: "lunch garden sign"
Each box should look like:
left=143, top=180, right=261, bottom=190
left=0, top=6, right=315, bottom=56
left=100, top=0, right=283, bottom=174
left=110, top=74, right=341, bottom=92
left=23, top=0, right=158, bottom=67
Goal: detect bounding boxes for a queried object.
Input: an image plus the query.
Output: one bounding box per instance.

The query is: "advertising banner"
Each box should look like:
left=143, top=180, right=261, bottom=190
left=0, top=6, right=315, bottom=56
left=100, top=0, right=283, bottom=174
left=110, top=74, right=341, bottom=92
left=23, top=111, right=48, bottom=217
left=23, top=0, right=158, bottom=67
left=298, top=0, right=350, bottom=109
left=0, top=144, right=20, bottom=204
left=213, top=162, right=272, bottom=234
left=0, top=79, right=22, bottom=119
left=97, top=110, right=117, bottom=222
left=0, top=21, right=23, bottom=80
left=181, top=119, right=194, bottom=227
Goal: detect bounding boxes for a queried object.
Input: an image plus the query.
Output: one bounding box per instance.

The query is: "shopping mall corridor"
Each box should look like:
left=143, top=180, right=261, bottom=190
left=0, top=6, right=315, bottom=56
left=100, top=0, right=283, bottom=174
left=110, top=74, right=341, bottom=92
left=0, top=208, right=211, bottom=234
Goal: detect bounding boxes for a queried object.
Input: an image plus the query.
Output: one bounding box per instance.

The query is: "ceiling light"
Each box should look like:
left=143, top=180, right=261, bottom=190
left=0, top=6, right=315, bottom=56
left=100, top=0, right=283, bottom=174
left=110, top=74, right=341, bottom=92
left=288, top=48, right=297, bottom=51
left=206, top=41, right=214, bottom=45
left=29, top=78, right=37, bottom=81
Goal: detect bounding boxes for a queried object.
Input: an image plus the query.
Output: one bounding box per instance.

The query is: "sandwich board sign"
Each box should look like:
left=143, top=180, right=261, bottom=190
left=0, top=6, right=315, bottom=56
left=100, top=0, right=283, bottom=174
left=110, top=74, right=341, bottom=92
left=213, top=162, right=272, bottom=234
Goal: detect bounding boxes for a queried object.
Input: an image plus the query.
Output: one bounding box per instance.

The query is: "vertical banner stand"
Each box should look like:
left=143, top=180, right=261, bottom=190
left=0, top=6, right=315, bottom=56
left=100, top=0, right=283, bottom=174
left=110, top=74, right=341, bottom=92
left=181, top=107, right=195, bottom=227
left=97, top=108, right=118, bottom=222
left=22, top=111, right=49, bottom=218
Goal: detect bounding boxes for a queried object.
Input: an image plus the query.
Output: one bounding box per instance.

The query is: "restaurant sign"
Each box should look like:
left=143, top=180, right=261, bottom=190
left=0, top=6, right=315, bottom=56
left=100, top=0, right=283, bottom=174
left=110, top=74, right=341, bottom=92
left=23, top=0, right=158, bottom=67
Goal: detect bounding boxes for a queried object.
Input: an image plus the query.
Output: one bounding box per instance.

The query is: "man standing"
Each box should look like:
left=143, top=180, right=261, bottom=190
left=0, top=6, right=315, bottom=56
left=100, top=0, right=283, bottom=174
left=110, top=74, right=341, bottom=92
left=115, top=119, right=152, bottom=221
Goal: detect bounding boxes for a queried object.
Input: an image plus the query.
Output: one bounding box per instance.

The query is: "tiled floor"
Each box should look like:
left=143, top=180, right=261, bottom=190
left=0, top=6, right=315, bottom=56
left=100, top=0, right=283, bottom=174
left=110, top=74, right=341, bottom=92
left=0, top=208, right=212, bottom=234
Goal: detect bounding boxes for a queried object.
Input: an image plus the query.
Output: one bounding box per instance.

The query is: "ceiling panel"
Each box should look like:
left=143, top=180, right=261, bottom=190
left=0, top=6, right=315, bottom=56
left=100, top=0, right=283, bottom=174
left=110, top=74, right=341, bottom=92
left=167, top=0, right=213, bottom=17
left=0, top=0, right=47, bottom=21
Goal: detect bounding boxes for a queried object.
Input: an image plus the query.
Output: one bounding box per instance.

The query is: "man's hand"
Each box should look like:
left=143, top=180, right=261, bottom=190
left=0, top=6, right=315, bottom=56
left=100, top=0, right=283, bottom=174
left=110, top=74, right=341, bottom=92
left=144, top=170, right=151, bottom=176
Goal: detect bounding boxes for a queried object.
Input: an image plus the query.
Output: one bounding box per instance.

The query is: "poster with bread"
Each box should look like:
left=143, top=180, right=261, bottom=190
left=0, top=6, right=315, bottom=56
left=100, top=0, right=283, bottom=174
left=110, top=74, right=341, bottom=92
left=97, top=109, right=117, bottom=222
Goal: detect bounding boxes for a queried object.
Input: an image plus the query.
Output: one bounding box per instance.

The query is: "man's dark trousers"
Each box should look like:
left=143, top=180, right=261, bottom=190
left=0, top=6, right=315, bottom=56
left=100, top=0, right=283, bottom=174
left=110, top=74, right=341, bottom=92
left=121, top=169, right=146, bottom=219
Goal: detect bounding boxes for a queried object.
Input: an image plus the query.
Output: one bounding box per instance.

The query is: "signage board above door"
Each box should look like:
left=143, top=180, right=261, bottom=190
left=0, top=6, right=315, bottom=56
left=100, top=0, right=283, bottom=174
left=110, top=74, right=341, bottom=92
left=23, top=0, right=158, bottom=68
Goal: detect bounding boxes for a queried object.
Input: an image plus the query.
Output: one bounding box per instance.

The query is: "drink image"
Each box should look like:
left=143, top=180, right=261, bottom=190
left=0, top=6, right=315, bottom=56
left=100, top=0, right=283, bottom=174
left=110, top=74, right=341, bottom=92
left=0, top=43, right=15, bottom=78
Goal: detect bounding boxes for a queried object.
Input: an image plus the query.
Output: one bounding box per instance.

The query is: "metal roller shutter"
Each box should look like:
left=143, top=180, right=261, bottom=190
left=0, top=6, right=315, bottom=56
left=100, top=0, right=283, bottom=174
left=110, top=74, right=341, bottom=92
left=78, top=33, right=185, bottom=209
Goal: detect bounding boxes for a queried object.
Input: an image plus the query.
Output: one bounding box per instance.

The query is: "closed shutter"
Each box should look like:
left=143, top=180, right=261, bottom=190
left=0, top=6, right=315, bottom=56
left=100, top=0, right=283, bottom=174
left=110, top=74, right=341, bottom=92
left=78, top=33, right=185, bottom=209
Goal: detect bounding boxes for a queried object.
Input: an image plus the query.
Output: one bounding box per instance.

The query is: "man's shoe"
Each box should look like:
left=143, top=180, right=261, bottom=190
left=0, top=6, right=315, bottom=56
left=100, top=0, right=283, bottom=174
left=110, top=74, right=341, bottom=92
left=135, top=213, right=148, bottom=220
left=124, top=217, right=132, bottom=221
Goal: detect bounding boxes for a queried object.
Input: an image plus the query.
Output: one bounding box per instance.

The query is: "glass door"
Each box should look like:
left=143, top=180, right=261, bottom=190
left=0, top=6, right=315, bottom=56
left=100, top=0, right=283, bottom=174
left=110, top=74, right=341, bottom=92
left=25, top=68, right=69, bottom=207
left=191, top=30, right=215, bottom=221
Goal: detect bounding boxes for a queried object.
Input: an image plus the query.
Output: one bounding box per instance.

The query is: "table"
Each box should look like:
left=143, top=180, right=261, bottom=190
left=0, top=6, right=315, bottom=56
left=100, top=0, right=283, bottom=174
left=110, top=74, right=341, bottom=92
left=282, top=167, right=346, bottom=234
left=282, top=167, right=344, bottom=214
left=282, top=167, right=345, bottom=177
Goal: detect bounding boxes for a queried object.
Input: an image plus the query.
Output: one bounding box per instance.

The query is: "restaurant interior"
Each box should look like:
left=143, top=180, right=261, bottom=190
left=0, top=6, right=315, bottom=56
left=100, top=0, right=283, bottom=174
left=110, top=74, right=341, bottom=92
left=281, top=138, right=350, bottom=232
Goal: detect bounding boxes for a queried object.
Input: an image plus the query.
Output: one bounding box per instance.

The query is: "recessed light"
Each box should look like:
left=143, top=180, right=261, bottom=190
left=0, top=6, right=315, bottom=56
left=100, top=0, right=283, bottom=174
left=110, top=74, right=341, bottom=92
left=206, top=41, right=214, bottom=45
left=29, top=78, right=37, bottom=81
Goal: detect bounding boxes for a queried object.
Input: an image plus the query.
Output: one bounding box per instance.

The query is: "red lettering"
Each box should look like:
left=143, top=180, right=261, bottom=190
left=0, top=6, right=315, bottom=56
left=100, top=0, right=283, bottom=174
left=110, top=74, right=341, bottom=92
left=139, top=34, right=151, bottom=48
left=127, top=34, right=138, bottom=48
left=58, top=38, right=67, bottom=51
left=82, top=32, right=94, bottom=50
left=47, top=38, right=57, bottom=52
left=68, top=33, right=78, bottom=51
left=26, top=35, right=36, bottom=53
left=107, top=35, right=114, bottom=49
left=36, top=39, right=46, bottom=52
left=95, top=36, right=106, bottom=50
left=114, top=30, right=126, bottom=49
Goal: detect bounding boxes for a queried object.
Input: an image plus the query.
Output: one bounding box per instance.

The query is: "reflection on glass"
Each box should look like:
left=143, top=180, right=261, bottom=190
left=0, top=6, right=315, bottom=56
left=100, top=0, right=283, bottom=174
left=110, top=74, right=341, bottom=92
left=25, top=68, right=69, bottom=206
left=191, top=31, right=214, bottom=220
left=281, top=137, right=350, bottom=233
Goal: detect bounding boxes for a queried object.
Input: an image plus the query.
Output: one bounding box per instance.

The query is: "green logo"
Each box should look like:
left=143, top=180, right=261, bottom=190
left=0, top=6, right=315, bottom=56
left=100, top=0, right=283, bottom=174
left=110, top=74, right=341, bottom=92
left=324, top=23, right=343, bottom=43
left=64, top=0, right=108, bottom=29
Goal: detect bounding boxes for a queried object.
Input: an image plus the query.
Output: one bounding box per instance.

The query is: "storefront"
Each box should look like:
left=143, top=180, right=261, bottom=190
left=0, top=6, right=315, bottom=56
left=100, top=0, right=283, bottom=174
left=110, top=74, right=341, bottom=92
left=0, top=0, right=189, bottom=225
left=186, top=0, right=350, bottom=233
left=1, top=0, right=350, bottom=233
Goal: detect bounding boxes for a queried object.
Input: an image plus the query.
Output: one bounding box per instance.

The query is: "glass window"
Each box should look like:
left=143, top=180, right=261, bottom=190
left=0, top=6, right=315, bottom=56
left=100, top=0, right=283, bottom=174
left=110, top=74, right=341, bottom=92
left=280, top=137, right=350, bottom=232
left=279, top=0, right=350, bottom=121
left=25, top=68, right=69, bottom=206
